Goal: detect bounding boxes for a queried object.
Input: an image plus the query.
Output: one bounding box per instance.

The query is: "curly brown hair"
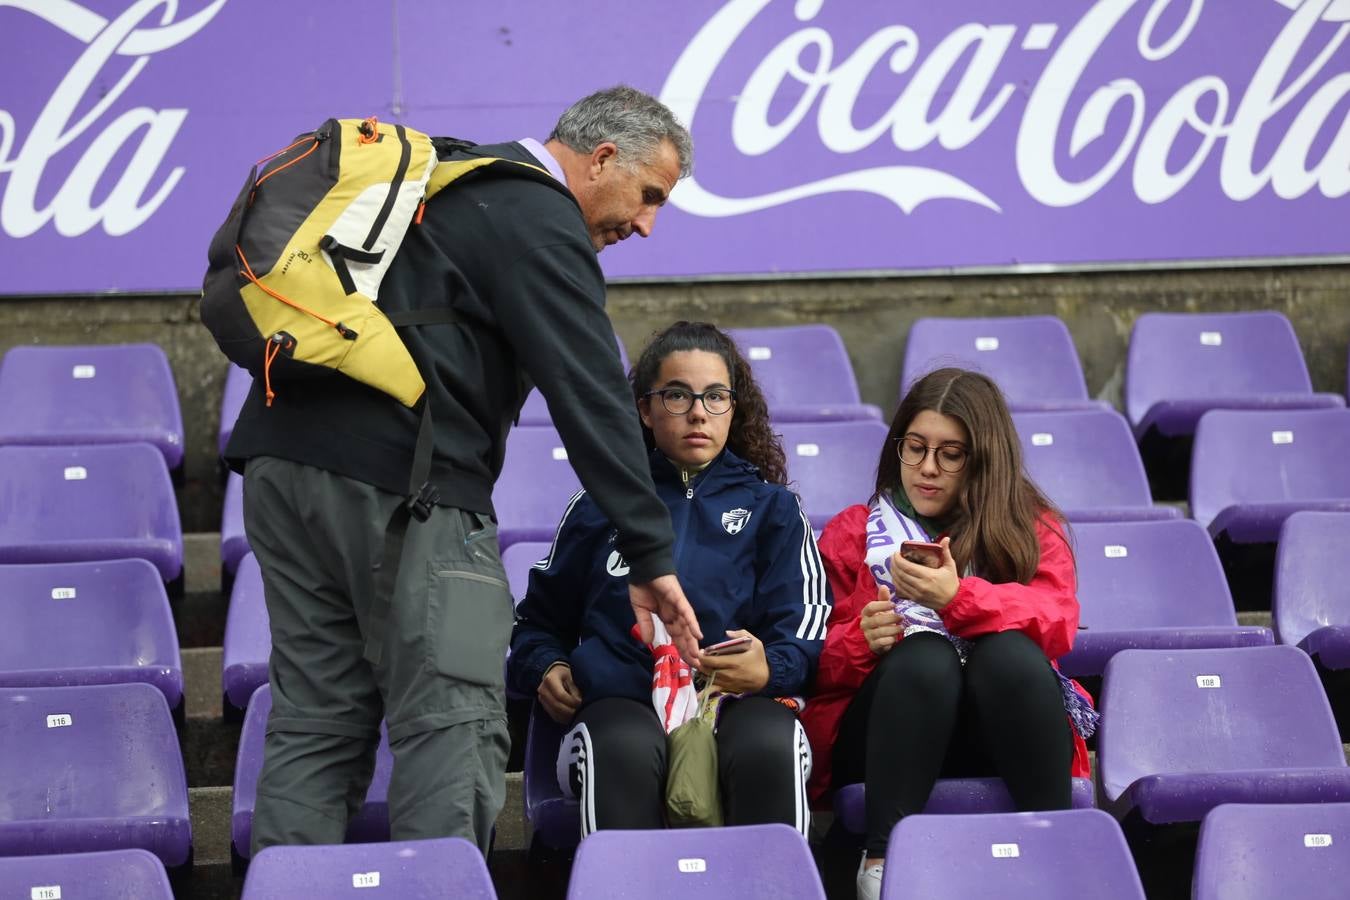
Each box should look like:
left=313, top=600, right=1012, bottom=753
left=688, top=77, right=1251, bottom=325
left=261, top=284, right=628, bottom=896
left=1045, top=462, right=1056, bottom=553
left=630, top=321, right=787, bottom=485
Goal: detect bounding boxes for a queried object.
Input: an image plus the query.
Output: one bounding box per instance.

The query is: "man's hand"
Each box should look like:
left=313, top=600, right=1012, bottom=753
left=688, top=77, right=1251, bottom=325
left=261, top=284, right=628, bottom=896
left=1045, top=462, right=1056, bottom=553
left=630, top=573, right=703, bottom=664
left=538, top=662, right=583, bottom=724
left=694, top=629, right=770, bottom=694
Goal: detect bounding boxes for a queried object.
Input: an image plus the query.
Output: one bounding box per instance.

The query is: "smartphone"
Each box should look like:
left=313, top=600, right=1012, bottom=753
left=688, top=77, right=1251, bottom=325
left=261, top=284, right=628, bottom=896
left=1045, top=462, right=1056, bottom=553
left=899, top=540, right=944, bottom=568
left=704, top=636, right=753, bottom=656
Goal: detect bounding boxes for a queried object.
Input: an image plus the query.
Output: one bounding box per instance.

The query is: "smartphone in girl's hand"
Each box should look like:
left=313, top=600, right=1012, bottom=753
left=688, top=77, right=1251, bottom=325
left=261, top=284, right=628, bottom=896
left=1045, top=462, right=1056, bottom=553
left=704, top=636, right=753, bottom=656
left=899, top=540, right=944, bottom=568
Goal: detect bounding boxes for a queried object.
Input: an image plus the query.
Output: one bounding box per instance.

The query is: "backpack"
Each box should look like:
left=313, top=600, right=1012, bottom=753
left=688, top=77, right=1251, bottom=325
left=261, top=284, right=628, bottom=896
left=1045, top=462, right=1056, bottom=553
left=200, top=116, right=553, bottom=408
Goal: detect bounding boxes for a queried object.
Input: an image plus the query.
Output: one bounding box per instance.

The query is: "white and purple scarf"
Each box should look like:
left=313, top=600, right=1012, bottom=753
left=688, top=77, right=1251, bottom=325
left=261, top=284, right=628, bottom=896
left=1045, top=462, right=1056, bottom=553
left=865, top=494, right=1098, bottom=739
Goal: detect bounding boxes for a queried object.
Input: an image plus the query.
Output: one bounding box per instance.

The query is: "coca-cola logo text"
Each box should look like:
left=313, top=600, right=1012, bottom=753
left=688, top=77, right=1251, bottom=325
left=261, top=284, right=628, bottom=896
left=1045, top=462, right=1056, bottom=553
left=0, top=0, right=226, bottom=239
left=659, top=0, right=1350, bottom=217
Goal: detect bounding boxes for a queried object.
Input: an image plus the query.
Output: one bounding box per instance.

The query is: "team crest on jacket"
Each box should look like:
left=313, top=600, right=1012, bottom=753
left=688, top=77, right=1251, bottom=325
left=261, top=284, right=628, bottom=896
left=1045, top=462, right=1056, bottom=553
left=721, top=508, right=752, bottom=535
left=606, top=550, right=629, bottom=577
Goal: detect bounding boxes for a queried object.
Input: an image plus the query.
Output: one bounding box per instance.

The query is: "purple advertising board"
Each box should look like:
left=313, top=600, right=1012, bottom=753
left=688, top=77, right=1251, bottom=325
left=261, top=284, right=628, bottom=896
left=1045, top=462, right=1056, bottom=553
left=1, top=0, right=1347, bottom=293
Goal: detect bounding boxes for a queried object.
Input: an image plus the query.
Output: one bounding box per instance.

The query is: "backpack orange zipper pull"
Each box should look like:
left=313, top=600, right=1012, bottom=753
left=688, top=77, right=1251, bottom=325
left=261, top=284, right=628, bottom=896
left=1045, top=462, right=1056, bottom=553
left=263, top=333, right=291, bottom=408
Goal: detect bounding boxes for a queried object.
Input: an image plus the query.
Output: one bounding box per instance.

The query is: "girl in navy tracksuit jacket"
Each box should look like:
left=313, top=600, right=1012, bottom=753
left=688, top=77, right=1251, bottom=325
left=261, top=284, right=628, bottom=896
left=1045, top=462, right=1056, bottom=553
left=508, top=321, right=829, bottom=837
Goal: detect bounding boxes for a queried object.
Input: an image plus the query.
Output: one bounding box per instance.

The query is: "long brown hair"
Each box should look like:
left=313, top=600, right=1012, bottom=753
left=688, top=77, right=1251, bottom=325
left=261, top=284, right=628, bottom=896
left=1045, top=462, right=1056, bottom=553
left=875, top=367, right=1066, bottom=584
left=630, top=321, right=788, bottom=485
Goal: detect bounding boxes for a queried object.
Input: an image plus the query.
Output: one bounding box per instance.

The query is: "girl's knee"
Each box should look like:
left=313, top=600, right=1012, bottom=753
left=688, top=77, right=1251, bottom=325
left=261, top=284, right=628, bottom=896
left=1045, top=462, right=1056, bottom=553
left=876, top=631, right=964, bottom=694
left=965, top=632, right=1055, bottom=698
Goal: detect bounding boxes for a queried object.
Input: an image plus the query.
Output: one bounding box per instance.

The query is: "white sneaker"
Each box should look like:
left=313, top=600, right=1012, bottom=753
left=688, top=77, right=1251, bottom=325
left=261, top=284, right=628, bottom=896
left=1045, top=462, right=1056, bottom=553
left=856, top=854, right=884, bottom=900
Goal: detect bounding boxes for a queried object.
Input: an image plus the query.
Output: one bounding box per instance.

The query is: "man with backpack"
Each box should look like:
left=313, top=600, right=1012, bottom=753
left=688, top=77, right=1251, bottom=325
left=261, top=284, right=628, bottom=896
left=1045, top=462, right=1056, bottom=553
left=220, top=85, right=699, bottom=854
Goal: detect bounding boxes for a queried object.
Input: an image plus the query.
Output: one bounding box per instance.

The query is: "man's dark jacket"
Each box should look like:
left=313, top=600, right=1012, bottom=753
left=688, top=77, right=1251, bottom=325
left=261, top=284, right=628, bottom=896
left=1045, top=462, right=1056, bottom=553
left=225, top=141, right=675, bottom=581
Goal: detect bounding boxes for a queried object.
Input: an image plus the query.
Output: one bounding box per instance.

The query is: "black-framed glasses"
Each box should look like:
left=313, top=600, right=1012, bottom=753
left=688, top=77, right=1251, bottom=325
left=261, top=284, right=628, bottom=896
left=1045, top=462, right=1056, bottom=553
left=644, top=387, right=737, bottom=416
left=896, top=435, right=969, bottom=473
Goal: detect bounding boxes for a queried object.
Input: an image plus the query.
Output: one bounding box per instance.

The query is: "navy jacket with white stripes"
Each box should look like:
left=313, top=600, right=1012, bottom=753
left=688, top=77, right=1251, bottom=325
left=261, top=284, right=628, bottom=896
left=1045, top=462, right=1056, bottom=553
left=507, top=447, right=830, bottom=706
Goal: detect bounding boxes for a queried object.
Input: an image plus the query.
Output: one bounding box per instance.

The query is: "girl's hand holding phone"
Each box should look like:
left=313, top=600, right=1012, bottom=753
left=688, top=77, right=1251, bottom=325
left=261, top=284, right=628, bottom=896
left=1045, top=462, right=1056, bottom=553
left=695, top=629, right=769, bottom=693
left=888, top=536, right=960, bottom=612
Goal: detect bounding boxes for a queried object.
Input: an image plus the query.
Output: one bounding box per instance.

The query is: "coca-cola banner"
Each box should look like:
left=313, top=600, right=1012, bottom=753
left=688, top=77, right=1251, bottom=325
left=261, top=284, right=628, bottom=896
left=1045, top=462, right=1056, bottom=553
left=2, top=0, right=1348, bottom=293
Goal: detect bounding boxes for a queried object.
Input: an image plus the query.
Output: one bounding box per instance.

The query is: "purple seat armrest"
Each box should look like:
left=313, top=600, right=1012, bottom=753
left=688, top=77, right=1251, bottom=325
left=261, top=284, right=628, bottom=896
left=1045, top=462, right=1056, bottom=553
left=1118, top=768, right=1350, bottom=825
left=833, top=778, right=1093, bottom=834
left=1300, top=624, right=1350, bottom=670
left=1064, top=506, right=1181, bottom=524
left=1061, top=627, right=1273, bottom=679
left=1138, top=394, right=1346, bottom=439
left=1209, top=502, right=1350, bottom=544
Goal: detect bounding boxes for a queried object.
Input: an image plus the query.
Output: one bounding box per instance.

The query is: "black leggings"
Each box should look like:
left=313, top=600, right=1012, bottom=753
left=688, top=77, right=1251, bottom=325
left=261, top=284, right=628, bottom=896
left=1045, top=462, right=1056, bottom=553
left=561, top=696, right=811, bottom=838
left=833, top=630, right=1073, bottom=856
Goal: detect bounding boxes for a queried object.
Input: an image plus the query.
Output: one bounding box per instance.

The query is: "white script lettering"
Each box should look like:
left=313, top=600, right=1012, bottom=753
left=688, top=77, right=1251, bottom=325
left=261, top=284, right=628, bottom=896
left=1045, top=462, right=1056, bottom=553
left=0, top=0, right=227, bottom=238
left=661, top=0, right=1350, bottom=217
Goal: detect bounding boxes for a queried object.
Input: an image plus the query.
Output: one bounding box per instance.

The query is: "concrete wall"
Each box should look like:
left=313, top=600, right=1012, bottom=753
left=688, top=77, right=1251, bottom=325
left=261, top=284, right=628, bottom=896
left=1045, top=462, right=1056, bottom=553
left=2, top=263, right=1346, bottom=530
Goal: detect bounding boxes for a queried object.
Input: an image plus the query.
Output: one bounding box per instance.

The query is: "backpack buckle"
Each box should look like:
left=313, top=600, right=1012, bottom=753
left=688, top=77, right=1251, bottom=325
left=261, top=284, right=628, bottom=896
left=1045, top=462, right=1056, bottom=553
left=407, top=482, right=439, bottom=522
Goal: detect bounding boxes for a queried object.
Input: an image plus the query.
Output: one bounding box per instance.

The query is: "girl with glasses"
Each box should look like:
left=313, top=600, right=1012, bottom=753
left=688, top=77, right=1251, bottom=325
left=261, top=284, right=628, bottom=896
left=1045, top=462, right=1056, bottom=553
left=508, top=321, right=827, bottom=838
left=798, top=367, right=1096, bottom=900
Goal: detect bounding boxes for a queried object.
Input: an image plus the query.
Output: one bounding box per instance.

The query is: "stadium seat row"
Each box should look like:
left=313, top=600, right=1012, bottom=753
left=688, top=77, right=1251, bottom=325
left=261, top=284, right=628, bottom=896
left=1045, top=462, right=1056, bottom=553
left=2, top=310, right=1341, bottom=467
left=5, top=800, right=1348, bottom=899
left=11, top=642, right=1345, bottom=897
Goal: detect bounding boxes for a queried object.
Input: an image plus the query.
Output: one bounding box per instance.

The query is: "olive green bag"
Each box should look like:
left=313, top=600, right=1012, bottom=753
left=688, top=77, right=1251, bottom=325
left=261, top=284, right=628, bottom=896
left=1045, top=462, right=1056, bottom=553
left=665, top=675, right=724, bottom=828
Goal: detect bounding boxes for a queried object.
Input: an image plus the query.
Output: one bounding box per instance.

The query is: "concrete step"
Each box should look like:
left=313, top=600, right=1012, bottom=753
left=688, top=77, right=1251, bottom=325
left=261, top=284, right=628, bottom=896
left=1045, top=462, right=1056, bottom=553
left=189, top=786, right=233, bottom=866
left=183, top=646, right=225, bottom=721
left=1237, top=610, right=1273, bottom=629
left=184, top=531, right=223, bottom=596
left=179, top=533, right=227, bottom=648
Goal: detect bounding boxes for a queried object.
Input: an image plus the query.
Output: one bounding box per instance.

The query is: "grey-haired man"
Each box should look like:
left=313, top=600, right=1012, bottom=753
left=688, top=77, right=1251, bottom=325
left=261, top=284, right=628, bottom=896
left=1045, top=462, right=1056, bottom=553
left=226, top=85, right=700, bottom=854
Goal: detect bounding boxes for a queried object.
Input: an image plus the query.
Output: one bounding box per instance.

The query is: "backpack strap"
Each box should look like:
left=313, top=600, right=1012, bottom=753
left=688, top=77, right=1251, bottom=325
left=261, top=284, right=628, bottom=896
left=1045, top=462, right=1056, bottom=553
left=319, top=236, right=386, bottom=295
left=364, top=396, right=437, bottom=666
left=424, top=155, right=555, bottom=202
left=362, top=308, right=463, bottom=665
left=384, top=308, right=460, bottom=327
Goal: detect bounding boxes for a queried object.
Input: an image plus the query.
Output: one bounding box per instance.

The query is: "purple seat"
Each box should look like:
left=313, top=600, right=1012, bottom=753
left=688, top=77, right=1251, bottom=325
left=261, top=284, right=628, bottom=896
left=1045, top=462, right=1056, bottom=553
left=242, top=837, right=495, bottom=899
left=219, top=364, right=252, bottom=456
left=501, top=541, right=549, bottom=602
left=882, top=809, right=1145, bottom=899
left=221, top=471, right=250, bottom=577
left=566, top=823, right=826, bottom=900
left=1191, top=408, right=1350, bottom=543
left=524, top=701, right=579, bottom=849
left=0, top=444, right=183, bottom=583
left=0, top=560, right=183, bottom=711
left=727, top=324, right=881, bottom=422
left=1193, top=802, right=1350, bottom=900
left=0, top=848, right=173, bottom=899
left=1096, top=646, right=1350, bottom=826
left=1013, top=410, right=1180, bottom=523
left=0, top=344, right=185, bottom=470
left=1060, top=520, right=1272, bottom=679
left=1126, top=312, right=1343, bottom=440
left=495, top=426, right=583, bottom=551
left=0, top=683, right=191, bottom=867
left=775, top=420, right=892, bottom=530
left=902, top=316, right=1105, bottom=412
left=1274, top=511, right=1350, bottom=669
left=832, top=779, right=1096, bottom=837
left=517, top=337, right=630, bottom=427
left=233, top=686, right=394, bottom=861
left=223, top=553, right=270, bottom=714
